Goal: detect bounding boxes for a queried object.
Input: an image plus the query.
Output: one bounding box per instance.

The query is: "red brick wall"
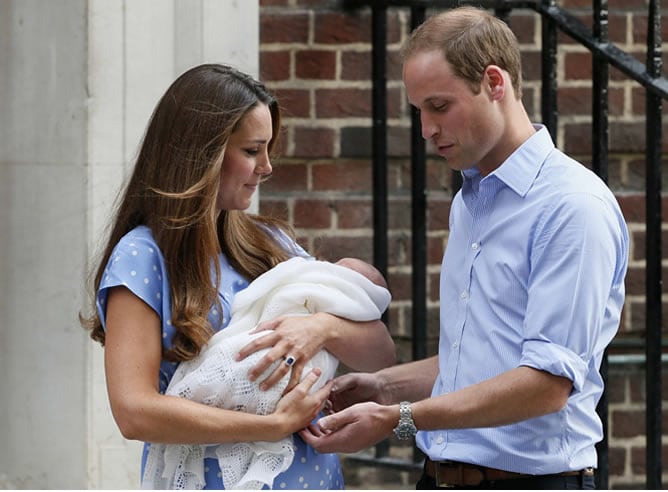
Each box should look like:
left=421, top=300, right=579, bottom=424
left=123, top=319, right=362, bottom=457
left=258, top=1, right=668, bottom=488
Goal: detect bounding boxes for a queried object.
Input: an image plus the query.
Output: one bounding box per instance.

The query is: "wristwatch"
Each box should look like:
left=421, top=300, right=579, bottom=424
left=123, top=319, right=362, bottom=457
left=393, top=401, right=418, bottom=440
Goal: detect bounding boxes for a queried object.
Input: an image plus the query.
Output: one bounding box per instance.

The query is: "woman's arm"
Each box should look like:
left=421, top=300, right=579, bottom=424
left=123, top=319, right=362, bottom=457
left=319, top=314, right=396, bottom=371
left=104, top=286, right=330, bottom=444
left=237, top=312, right=396, bottom=392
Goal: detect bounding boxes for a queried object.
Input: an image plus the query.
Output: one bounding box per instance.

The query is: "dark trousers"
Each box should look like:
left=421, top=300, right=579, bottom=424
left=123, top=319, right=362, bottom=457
left=416, top=469, right=596, bottom=490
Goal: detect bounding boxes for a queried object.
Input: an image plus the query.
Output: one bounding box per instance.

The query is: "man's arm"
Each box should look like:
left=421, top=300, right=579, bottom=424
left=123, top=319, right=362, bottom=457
left=412, top=365, right=571, bottom=430
left=301, top=365, right=571, bottom=454
left=328, top=355, right=439, bottom=411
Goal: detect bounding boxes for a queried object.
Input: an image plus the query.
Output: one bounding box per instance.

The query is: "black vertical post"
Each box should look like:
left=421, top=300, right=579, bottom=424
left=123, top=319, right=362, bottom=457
left=540, top=0, right=558, bottom=139
left=410, top=4, right=428, bottom=465
left=371, top=4, right=389, bottom=460
left=372, top=5, right=388, bottom=281
left=592, top=1, right=610, bottom=489
left=645, top=0, right=663, bottom=488
left=591, top=0, right=609, bottom=184
left=410, top=4, right=427, bottom=373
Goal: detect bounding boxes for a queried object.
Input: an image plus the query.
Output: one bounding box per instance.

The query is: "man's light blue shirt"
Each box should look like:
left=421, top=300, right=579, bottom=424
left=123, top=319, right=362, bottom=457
left=416, top=125, right=629, bottom=474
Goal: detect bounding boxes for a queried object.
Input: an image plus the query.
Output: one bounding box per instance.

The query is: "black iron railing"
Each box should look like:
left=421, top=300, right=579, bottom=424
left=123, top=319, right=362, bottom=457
left=342, top=0, right=666, bottom=488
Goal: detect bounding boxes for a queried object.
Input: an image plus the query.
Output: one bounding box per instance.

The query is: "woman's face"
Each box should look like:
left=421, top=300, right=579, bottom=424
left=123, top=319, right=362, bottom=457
left=216, top=103, right=273, bottom=212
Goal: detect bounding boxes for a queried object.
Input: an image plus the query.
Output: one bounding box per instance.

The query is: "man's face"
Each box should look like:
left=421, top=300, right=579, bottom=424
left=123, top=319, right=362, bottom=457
left=403, top=49, right=505, bottom=176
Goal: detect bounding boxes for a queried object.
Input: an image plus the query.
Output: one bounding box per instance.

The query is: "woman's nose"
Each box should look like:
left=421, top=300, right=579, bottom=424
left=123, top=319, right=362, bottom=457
left=256, top=152, right=272, bottom=176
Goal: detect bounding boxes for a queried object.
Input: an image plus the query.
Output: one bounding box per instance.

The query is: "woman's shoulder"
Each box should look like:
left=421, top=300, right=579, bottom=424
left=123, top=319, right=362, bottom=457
left=116, top=225, right=157, bottom=247
left=105, top=225, right=167, bottom=282
left=99, top=225, right=169, bottom=318
left=111, top=226, right=163, bottom=259
left=259, top=223, right=308, bottom=258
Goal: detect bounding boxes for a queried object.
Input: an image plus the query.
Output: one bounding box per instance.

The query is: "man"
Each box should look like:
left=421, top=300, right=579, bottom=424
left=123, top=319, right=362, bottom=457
left=300, top=6, right=629, bottom=490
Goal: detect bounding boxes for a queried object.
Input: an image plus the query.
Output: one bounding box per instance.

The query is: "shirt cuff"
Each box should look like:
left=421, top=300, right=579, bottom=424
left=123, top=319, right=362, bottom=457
left=520, top=339, right=588, bottom=393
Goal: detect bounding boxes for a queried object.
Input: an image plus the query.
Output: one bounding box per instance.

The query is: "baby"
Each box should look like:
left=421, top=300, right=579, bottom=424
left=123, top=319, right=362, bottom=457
left=142, top=256, right=391, bottom=490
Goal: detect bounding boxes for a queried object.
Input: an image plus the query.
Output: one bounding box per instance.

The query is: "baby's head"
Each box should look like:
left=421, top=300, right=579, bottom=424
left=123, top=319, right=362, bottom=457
left=335, top=257, right=387, bottom=289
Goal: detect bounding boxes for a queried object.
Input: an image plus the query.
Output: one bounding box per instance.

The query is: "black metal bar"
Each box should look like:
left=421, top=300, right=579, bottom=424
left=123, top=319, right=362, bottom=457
left=591, top=0, right=609, bottom=183
left=371, top=4, right=390, bottom=461
left=535, top=3, right=668, bottom=100
left=591, top=3, right=610, bottom=488
left=612, top=338, right=668, bottom=350
left=371, top=5, right=388, bottom=283
left=410, top=6, right=428, bottom=367
left=409, top=3, right=428, bottom=467
left=540, top=0, right=558, bottom=139
left=645, top=0, right=663, bottom=488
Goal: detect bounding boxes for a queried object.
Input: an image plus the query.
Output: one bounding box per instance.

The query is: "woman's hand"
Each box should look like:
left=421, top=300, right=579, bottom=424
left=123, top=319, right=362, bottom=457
left=236, top=314, right=329, bottom=392
left=272, top=368, right=333, bottom=436
left=237, top=311, right=396, bottom=393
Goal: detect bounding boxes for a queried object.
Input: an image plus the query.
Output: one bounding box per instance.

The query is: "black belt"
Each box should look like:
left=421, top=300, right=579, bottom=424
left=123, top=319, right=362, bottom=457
left=424, top=459, right=594, bottom=487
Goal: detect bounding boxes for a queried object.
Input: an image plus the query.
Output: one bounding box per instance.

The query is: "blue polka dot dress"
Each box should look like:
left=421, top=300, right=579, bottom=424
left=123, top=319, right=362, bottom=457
left=97, top=225, right=344, bottom=489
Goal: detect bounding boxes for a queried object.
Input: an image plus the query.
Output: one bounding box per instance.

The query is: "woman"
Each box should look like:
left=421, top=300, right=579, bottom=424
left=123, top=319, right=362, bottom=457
left=80, top=64, right=396, bottom=489
left=144, top=256, right=392, bottom=490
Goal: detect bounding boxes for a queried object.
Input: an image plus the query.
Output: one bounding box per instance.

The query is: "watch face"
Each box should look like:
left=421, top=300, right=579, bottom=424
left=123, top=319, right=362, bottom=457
left=393, top=401, right=417, bottom=440
left=394, top=422, right=417, bottom=440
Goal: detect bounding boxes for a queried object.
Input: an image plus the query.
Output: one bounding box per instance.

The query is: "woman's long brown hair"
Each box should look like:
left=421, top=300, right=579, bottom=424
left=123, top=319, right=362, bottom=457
left=81, top=64, right=294, bottom=362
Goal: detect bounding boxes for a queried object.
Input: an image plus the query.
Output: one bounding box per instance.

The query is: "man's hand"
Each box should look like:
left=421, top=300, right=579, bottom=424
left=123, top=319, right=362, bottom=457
left=326, top=372, right=389, bottom=412
left=299, top=401, right=396, bottom=454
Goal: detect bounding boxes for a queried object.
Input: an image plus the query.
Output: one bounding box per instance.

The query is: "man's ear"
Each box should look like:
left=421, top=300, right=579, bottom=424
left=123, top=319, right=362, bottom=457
left=484, top=65, right=506, bottom=101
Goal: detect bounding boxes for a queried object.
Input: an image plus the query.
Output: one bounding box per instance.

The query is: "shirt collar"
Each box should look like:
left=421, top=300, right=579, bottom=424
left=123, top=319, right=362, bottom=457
left=461, top=124, right=554, bottom=198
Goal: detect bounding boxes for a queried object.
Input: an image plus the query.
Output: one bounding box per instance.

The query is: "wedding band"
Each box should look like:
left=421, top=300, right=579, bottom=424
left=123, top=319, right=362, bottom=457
left=284, top=355, right=297, bottom=367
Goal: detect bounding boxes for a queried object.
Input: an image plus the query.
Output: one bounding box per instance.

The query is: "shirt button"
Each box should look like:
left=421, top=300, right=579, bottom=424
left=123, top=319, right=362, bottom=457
left=436, top=436, right=444, bottom=445
left=471, top=242, right=479, bottom=250
left=460, top=291, right=468, bottom=300
left=453, top=342, right=459, bottom=349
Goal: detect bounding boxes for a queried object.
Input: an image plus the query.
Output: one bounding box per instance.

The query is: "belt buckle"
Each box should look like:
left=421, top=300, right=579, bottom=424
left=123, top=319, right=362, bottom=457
left=434, top=463, right=456, bottom=488
left=435, top=461, right=470, bottom=488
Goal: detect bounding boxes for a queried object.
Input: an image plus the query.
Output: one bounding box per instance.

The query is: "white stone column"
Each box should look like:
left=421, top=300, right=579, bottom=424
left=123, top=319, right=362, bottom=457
left=0, top=0, right=259, bottom=488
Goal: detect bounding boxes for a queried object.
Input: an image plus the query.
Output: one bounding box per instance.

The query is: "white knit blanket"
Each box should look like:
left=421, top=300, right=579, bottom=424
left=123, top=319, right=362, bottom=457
left=141, top=257, right=391, bottom=490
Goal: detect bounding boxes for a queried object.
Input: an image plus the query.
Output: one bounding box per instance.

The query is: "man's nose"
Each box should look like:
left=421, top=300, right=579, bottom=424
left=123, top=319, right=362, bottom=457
left=421, top=113, right=438, bottom=140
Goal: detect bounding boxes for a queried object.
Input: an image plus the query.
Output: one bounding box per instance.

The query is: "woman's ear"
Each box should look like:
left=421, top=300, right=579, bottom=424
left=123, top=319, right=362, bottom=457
left=483, top=65, right=506, bottom=101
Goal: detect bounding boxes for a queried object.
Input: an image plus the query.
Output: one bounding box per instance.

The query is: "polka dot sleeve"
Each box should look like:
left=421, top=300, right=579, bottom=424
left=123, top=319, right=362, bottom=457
left=96, top=226, right=170, bottom=331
